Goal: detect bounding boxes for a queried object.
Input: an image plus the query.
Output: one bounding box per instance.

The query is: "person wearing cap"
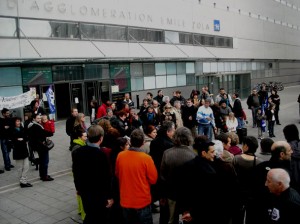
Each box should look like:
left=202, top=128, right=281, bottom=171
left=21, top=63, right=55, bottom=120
left=176, top=136, right=221, bottom=224
left=196, top=98, right=216, bottom=141
left=263, top=168, right=300, bottom=224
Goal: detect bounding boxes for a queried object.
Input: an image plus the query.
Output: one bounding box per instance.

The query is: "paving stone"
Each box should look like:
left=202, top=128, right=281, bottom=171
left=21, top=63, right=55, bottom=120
left=19, top=211, right=46, bottom=223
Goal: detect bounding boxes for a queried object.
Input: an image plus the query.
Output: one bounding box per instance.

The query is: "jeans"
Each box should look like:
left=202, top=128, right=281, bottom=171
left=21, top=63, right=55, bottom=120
left=251, top=107, right=259, bottom=127
left=198, top=124, right=213, bottom=141
left=268, top=121, right=275, bottom=136
left=1, top=139, right=12, bottom=169
left=37, top=149, right=49, bottom=178
left=237, top=117, right=245, bottom=129
left=123, top=204, right=153, bottom=224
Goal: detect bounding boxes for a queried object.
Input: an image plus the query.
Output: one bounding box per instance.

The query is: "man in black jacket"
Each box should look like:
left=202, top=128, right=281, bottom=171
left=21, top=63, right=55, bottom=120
left=65, top=107, right=78, bottom=145
left=232, top=93, right=245, bottom=129
left=182, top=98, right=197, bottom=138
left=0, top=108, right=14, bottom=171
left=72, top=125, right=113, bottom=224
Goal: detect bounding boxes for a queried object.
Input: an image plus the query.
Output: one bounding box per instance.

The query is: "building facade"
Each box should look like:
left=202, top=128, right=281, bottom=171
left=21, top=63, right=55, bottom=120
left=0, top=0, right=300, bottom=119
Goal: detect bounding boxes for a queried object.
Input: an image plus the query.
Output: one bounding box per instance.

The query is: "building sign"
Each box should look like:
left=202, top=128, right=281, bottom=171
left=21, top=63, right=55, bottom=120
left=22, top=67, right=52, bottom=85
left=214, top=20, right=220, bottom=31
left=0, top=90, right=36, bottom=110
left=1, top=0, right=214, bottom=33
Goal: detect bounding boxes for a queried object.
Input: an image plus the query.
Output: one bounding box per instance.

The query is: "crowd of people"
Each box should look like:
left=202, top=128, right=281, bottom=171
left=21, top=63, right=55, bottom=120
left=65, top=87, right=300, bottom=224
left=0, top=96, right=55, bottom=187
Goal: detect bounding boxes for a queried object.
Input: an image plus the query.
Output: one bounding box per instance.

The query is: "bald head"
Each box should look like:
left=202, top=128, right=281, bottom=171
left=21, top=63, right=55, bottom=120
left=271, top=141, right=291, bottom=151
left=266, top=168, right=290, bottom=195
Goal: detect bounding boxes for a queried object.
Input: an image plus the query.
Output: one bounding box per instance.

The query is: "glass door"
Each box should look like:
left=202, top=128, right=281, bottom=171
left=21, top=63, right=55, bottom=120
left=70, top=83, right=85, bottom=114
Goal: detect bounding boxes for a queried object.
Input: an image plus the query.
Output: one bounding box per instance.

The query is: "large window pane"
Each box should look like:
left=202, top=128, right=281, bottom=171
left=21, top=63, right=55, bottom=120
left=186, top=62, right=195, bottom=73
left=177, top=63, right=186, bottom=75
left=131, top=78, right=144, bottom=91
left=187, top=74, right=195, bottom=85
left=0, top=18, right=17, bottom=37
left=177, top=75, right=186, bottom=86
left=53, top=65, right=83, bottom=81
left=167, top=75, right=177, bottom=87
left=129, top=28, right=163, bottom=42
left=144, top=76, right=155, bottom=89
left=156, top=76, right=166, bottom=88
left=84, top=64, right=109, bottom=79
left=203, top=63, right=211, bottom=73
left=22, top=67, right=52, bottom=85
left=165, top=31, right=179, bottom=43
left=106, top=25, right=127, bottom=40
left=0, top=67, right=22, bottom=86
left=179, top=33, right=193, bottom=44
left=50, top=21, right=79, bottom=38
left=130, top=63, right=143, bottom=77
left=110, top=64, right=130, bottom=92
left=143, top=63, right=155, bottom=76
left=20, top=19, right=52, bottom=38
left=166, top=63, right=176, bottom=75
left=195, top=62, right=203, bottom=75
left=155, top=63, right=166, bottom=76
left=80, top=23, right=105, bottom=39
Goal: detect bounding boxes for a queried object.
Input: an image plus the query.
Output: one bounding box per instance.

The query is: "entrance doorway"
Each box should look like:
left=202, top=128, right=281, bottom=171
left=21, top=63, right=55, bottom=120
left=70, top=83, right=85, bottom=114
left=55, top=83, right=71, bottom=119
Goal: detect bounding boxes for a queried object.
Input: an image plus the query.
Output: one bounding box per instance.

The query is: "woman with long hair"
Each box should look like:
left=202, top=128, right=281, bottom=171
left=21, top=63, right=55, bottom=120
left=72, top=113, right=87, bottom=140
left=142, top=125, right=157, bottom=154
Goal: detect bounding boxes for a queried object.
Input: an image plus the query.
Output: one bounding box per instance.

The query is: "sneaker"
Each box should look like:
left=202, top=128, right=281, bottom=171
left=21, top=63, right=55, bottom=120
left=10, top=165, right=14, bottom=168
left=20, top=183, right=33, bottom=188
left=5, top=167, right=11, bottom=171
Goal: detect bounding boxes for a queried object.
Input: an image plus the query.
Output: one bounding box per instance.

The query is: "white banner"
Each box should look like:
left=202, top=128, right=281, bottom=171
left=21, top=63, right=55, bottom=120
left=0, top=90, right=36, bottom=110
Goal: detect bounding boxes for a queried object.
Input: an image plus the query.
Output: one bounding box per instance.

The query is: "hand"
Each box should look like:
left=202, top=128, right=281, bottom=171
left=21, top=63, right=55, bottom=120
left=188, top=116, right=192, bottom=120
left=206, top=117, right=211, bottom=121
left=182, top=212, right=192, bottom=222
left=17, top=138, right=23, bottom=141
left=4, top=126, right=9, bottom=129
left=106, top=199, right=114, bottom=208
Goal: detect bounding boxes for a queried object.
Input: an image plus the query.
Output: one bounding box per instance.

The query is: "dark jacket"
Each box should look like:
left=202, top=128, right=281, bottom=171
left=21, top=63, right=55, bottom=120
left=232, top=98, right=243, bottom=117
left=10, top=126, right=29, bottom=160
left=66, top=116, right=76, bottom=137
left=72, top=144, right=112, bottom=201
left=0, top=117, right=13, bottom=139
left=27, top=121, right=53, bottom=152
left=182, top=105, right=197, bottom=129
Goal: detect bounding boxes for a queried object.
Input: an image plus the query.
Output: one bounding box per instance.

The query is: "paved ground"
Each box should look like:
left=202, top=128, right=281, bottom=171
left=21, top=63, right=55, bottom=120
left=0, top=85, right=299, bottom=224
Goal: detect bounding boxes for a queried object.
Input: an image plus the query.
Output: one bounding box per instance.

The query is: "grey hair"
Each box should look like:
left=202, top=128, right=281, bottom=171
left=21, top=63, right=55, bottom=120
left=162, top=96, right=170, bottom=102
left=174, top=100, right=181, bottom=107
left=212, top=140, right=223, bottom=158
left=269, top=168, right=290, bottom=189
left=173, top=127, right=193, bottom=146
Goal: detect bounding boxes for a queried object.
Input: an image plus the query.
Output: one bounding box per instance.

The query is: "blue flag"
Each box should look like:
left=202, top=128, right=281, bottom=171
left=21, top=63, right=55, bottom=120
left=261, top=98, right=268, bottom=132
left=46, top=86, right=56, bottom=113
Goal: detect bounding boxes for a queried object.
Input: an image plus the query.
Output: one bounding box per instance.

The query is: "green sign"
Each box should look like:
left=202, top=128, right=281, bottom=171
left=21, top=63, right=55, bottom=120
left=109, top=64, right=130, bottom=93
left=22, top=67, right=52, bottom=85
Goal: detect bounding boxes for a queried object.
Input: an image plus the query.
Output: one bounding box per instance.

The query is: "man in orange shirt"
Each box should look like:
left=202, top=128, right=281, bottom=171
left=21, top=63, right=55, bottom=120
left=115, top=129, right=158, bottom=224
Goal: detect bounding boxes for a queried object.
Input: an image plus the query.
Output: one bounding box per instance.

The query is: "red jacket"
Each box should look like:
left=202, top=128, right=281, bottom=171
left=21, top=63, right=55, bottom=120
left=96, top=104, right=110, bottom=119
left=42, top=120, right=55, bottom=133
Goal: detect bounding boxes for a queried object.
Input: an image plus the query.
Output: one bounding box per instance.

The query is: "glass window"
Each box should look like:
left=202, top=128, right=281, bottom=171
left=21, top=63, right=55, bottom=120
left=110, top=64, right=131, bottom=92
left=203, top=63, right=211, bottom=73
left=176, top=63, right=186, bottom=75
left=22, top=67, right=53, bottom=85
left=0, top=67, right=22, bottom=86
left=130, top=63, right=143, bottom=77
left=129, top=28, right=163, bottom=42
left=179, top=33, right=193, bottom=44
left=144, top=76, right=155, bottom=89
left=0, top=86, right=23, bottom=97
left=131, top=78, right=144, bottom=91
left=261, top=63, right=265, bottom=70
left=0, top=18, right=17, bottom=37
left=166, top=63, right=176, bottom=75
left=165, top=31, right=179, bottom=43
left=242, top=62, right=247, bottom=71
left=105, top=25, right=127, bottom=40
left=215, top=37, right=225, bottom=47
left=217, top=62, right=224, bottom=72
left=236, top=62, right=242, bottom=71
left=251, top=62, right=257, bottom=70
left=177, top=74, right=186, bottom=86
left=187, top=74, right=195, bottom=85
left=167, top=75, right=177, bottom=87
left=224, top=62, right=231, bottom=72
left=156, top=76, right=166, bottom=88
left=84, top=64, right=109, bottom=79
left=143, top=63, right=155, bottom=76
left=225, top=38, right=233, bottom=48
left=50, top=21, right=79, bottom=38
left=52, top=65, right=83, bottom=81
left=155, top=63, right=166, bottom=76
left=195, top=62, right=203, bottom=75
left=231, top=62, right=237, bottom=71
left=80, top=23, right=105, bottom=39
left=186, top=63, right=195, bottom=73
left=20, top=19, right=52, bottom=38
left=211, top=62, right=217, bottom=72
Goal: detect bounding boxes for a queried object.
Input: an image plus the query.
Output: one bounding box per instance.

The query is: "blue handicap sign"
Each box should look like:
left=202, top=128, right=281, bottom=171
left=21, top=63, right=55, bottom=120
left=214, top=20, right=220, bottom=31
